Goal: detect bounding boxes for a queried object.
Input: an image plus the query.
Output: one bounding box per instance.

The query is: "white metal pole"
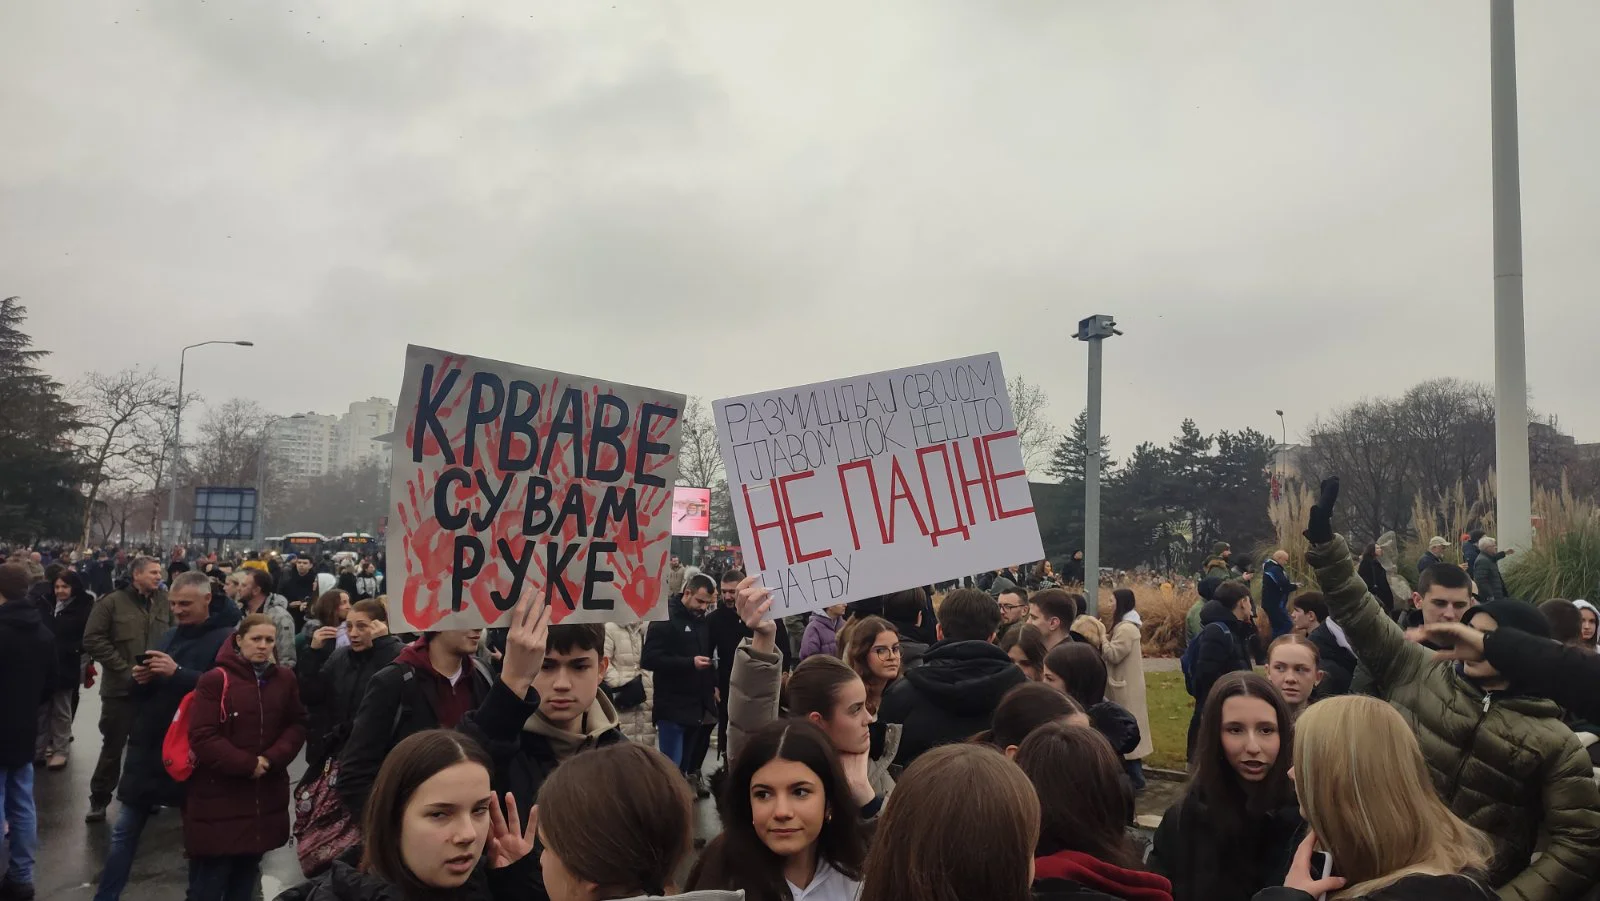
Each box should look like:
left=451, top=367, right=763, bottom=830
left=1084, top=337, right=1103, bottom=615
left=1491, top=0, right=1532, bottom=551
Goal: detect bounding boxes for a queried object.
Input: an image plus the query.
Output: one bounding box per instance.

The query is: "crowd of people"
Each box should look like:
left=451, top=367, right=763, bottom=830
left=0, top=476, right=1599, bottom=901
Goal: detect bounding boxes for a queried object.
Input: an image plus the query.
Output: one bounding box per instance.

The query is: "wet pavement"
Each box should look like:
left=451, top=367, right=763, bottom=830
left=19, top=684, right=724, bottom=901
left=19, top=684, right=1166, bottom=900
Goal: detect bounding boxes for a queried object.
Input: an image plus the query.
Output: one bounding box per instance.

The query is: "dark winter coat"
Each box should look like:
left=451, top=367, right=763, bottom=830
left=41, top=590, right=93, bottom=691
left=1358, top=556, right=1396, bottom=613
left=1087, top=699, right=1142, bottom=757
left=1481, top=625, right=1600, bottom=725
left=458, top=678, right=626, bottom=824
left=1309, top=534, right=1600, bottom=900
left=1148, top=794, right=1303, bottom=901
left=1188, top=601, right=1254, bottom=703
left=879, top=638, right=1027, bottom=768
left=1253, top=873, right=1497, bottom=901
left=296, top=634, right=402, bottom=766
left=1470, top=551, right=1509, bottom=602
left=185, top=642, right=307, bottom=858
left=640, top=597, right=715, bottom=726
left=0, top=600, right=56, bottom=767
left=1258, top=560, right=1295, bottom=638
left=1306, top=624, right=1356, bottom=697
left=1033, top=849, right=1173, bottom=901
left=1416, top=550, right=1444, bottom=576
left=118, top=595, right=241, bottom=809
left=274, top=857, right=538, bottom=901
left=336, top=641, right=492, bottom=822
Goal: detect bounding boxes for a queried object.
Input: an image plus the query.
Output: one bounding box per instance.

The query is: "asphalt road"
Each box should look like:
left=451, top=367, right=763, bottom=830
left=17, top=662, right=1181, bottom=900
left=15, top=684, right=724, bottom=901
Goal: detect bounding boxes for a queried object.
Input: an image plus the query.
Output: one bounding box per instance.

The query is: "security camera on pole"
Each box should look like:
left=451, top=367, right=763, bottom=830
left=1075, top=314, right=1121, bottom=615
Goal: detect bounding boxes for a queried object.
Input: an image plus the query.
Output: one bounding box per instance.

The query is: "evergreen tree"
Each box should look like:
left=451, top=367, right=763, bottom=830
left=0, top=297, right=86, bottom=541
left=1047, top=409, right=1116, bottom=484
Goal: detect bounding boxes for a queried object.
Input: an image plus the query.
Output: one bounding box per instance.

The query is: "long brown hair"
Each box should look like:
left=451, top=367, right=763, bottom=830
left=536, top=743, right=693, bottom=899
left=360, top=730, right=494, bottom=899
left=1188, top=673, right=1296, bottom=827
left=313, top=588, right=348, bottom=626
left=972, top=682, right=1083, bottom=750
left=843, top=615, right=896, bottom=686
left=1015, top=722, right=1140, bottom=869
left=999, top=623, right=1047, bottom=680
left=687, top=721, right=865, bottom=901
left=785, top=654, right=862, bottom=721
left=860, top=744, right=1037, bottom=901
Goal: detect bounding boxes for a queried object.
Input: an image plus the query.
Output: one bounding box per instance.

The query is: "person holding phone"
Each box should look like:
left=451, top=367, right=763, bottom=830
left=1253, top=695, right=1494, bottom=901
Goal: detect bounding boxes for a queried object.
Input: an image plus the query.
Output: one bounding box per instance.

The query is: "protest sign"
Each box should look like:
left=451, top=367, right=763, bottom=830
left=713, top=353, right=1042, bottom=617
left=671, top=486, right=711, bottom=537
left=387, top=345, right=684, bottom=630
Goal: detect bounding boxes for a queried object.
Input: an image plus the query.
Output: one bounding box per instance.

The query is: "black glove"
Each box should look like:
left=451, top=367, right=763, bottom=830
left=1303, top=477, right=1340, bottom=545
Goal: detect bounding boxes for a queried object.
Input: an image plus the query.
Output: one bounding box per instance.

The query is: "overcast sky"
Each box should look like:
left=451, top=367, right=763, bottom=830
left=5, top=1, right=1597, bottom=458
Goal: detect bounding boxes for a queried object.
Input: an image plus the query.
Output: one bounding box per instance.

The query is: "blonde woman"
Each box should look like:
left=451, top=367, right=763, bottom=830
left=1256, top=695, right=1494, bottom=901
left=1102, top=588, right=1153, bottom=789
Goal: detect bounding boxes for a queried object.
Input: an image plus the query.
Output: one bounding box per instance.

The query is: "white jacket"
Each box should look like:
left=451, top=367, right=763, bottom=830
left=604, top=621, right=656, bottom=746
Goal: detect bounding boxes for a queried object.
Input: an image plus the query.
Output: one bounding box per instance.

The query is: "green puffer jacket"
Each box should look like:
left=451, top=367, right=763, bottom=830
left=1308, top=535, right=1600, bottom=901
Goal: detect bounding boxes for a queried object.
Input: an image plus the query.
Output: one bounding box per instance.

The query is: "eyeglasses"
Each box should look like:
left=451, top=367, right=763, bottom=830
left=997, top=603, right=1024, bottom=613
left=871, top=645, right=902, bottom=660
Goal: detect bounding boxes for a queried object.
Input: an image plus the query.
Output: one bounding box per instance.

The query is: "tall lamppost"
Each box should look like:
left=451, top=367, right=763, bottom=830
left=1075, top=314, right=1121, bottom=615
left=1491, top=0, right=1532, bottom=551
left=165, top=340, right=254, bottom=546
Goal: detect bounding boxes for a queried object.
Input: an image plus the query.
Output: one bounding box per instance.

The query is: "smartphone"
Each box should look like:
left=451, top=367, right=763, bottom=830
left=134, top=652, right=152, bottom=667
left=1310, top=850, right=1335, bottom=901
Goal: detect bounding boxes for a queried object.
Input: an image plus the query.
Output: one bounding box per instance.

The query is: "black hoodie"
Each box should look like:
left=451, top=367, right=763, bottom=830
left=1189, top=600, right=1254, bottom=705
left=0, top=600, right=55, bottom=767
left=880, top=638, right=1026, bottom=768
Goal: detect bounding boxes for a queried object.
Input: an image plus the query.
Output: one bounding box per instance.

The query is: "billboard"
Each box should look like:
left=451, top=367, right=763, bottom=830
left=672, top=487, right=712, bottom=537
left=193, top=487, right=258, bottom=541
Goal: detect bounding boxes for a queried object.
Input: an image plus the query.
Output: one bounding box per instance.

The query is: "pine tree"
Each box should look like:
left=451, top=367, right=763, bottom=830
left=0, top=297, right=86, bottom=541
left=1046, top=409, right=1116, bottom=484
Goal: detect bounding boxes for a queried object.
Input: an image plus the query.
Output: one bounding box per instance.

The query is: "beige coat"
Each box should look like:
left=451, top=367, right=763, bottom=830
left=1102, top=618, right=1153, bottom=760
left=603, top=621, right=656, bottom=747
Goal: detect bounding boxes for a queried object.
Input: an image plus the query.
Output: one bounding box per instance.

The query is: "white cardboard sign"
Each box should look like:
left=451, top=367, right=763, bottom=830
left=713, top=353, right=1043, bottom=617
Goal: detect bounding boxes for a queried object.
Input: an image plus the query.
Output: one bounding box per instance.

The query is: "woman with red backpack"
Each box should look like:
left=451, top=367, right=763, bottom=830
left=185, top=613, right=308, bottom=901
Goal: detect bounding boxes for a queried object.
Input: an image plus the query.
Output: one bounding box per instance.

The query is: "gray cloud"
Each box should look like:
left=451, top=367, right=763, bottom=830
left=4, top=1, right=1597, bottom=456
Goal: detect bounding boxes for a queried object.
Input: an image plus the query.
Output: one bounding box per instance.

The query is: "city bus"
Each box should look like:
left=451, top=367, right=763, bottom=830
left=328, top=532, right=376, bottom=556
left=279, top=532, right=327, bottom=558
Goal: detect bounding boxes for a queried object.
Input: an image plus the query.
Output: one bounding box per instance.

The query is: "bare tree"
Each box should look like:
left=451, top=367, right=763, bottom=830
left=1306, top=399, right=1413, bottom=541
left=676, top=396, right=724, bottom=489
left=1008, top=374, right=1058, bottom=475
left=187, top=398, right=273, bottom=489
left=70, top=367, right=178, bottom=547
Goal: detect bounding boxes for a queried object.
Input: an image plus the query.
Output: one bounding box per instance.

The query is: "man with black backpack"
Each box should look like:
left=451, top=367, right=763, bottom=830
left=337, top=627, right=491, bottom=822
left=1182, top=579, right=1257, bottom=761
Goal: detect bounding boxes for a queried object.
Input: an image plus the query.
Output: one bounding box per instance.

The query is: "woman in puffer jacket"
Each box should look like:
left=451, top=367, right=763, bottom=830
left=603, top=621, right=655, bottom=747
left=187, top=614, right=307, bottom=901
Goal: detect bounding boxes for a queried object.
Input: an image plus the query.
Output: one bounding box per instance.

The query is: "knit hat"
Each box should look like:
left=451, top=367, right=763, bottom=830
left=1210, top=542, right=1231, bottom=556
left=1197, top=575, right=1224, bottom=601
left=1463, top=598, right=1550, bottom=640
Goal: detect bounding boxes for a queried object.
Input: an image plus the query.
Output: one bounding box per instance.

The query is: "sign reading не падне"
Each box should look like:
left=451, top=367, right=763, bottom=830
left=713, top=353, right=1043, bottom=617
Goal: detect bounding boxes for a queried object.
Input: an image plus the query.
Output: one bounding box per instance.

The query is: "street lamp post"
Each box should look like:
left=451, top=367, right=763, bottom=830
left=1075, top=314, right=1122, bottom=615
left=1490, top=0, right=1532, bottom=552
left=165, top=340, right=254, bottom=547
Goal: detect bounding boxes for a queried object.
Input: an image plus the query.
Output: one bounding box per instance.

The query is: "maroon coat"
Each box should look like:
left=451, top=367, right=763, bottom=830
left=184, top=641, right=308, bottom=858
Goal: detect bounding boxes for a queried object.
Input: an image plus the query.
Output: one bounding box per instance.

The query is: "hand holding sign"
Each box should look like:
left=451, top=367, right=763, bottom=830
left=735, top=576, right=778, bottom=654
left=500, top=584, right=550, bottom=700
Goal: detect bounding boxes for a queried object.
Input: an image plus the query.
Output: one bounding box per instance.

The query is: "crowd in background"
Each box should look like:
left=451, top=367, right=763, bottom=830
left=0, top=477, right=1598, bottom=901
